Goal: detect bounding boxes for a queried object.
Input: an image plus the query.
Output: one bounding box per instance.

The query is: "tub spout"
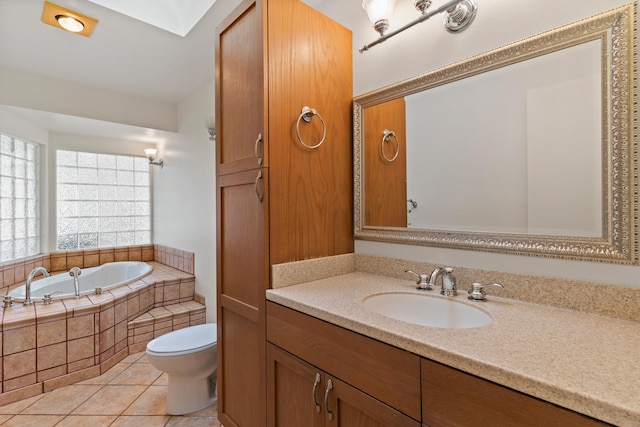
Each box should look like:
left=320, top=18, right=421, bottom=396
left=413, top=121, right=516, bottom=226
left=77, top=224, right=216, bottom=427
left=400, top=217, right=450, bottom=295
left=25, top=267, right=50, bottom=306
left=69, top=267, right=82, bottom=298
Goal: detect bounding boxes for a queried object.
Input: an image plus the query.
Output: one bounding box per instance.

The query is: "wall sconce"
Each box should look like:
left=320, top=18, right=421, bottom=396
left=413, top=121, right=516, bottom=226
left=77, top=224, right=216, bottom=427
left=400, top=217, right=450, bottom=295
left=360, top=0, right=477, bottom=52
left=144, top=148, right=164, bottom=169
left=208, top=128, right=216, bottom=141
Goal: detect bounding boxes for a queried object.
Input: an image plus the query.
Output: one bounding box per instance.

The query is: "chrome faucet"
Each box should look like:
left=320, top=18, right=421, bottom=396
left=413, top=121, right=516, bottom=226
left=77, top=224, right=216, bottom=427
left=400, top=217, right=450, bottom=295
left=428, top=267, right=457, bottom=296
left=25, top=267, right=50, bottom=306
left=69, top=267, right=82, bottom=298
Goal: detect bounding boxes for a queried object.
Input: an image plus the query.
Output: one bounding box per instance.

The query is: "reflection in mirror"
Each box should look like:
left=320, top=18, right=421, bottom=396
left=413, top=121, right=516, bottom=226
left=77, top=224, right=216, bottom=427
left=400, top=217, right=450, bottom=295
left=353, top=4, right=637, bottom=264
left=405, top=40, right=602, bottom=236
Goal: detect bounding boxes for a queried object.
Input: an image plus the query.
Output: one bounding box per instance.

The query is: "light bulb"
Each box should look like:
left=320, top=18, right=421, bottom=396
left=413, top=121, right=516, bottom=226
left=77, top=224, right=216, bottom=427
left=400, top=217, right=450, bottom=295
left=56, top=15, right=84, bottom=33
left=362, top=0, right=396, bottom=25
left=144, top=148, right=158, bottom=160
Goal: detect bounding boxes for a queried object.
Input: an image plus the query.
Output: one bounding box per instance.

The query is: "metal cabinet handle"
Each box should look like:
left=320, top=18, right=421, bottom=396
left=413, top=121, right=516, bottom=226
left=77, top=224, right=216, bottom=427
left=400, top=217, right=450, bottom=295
left=324, top=378, right=334, bottom=421
left=312, top=373, right=322, bottom=413
left=254, top=170, right=263, bottom=202
left=254, top=133, right=263, bottom=165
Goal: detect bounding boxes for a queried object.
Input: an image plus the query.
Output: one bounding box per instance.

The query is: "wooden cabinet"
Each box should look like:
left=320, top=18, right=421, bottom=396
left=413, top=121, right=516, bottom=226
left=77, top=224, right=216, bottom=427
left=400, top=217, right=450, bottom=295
left=267, top=302, right=421, bottom=426
left=421, top=359, right=610, bottom=427
left=267, top=302, right=611, bottom=427
left=268, top=343, right=420, bottom=427
left=215, top=0, right=353, bottom=425
left=216, top=169, right=269, bottom=427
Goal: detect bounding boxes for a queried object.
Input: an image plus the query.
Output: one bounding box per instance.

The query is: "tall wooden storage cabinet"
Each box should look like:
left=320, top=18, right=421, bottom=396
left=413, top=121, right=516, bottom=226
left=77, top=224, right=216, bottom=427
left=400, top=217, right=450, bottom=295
left=215, top=0, right=353, bottom=425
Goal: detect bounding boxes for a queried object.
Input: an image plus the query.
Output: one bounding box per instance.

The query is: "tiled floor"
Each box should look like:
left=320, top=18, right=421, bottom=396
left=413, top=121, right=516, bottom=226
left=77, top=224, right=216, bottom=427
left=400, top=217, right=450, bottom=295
left=0, top=352, right=220, bottom=426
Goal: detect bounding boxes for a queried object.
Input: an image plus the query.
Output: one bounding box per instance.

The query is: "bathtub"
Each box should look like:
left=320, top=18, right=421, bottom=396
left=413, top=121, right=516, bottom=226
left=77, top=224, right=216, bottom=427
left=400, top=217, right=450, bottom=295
left=9, top=261, right=153, bottom=300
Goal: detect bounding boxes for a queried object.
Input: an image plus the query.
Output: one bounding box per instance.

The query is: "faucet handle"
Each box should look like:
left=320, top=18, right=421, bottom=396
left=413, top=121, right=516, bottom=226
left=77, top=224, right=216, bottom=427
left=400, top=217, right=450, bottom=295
left=69, top=266, right=82, bottom=276
left=467, top=282, right=503, bottom=301
left=0, top=294, right=14, bottom=308
left=404, top=270, right=433, bottom=291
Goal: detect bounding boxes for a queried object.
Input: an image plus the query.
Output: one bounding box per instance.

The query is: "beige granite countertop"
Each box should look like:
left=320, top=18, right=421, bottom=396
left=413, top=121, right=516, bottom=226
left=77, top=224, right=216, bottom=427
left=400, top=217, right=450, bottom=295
left=266, top=272, right=640, bottom=426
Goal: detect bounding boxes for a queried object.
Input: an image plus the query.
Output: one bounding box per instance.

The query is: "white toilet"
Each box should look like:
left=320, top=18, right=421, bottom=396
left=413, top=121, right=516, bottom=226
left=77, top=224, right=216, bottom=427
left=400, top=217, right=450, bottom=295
left=146, top=323, right=217, bottom=415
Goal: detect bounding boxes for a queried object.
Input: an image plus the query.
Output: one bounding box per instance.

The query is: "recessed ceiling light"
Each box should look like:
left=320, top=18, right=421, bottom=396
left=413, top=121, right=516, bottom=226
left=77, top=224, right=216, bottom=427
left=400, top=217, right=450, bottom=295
left=56, top=15, right=84, bottom=32
left=41, top=1, right=98, bottom=37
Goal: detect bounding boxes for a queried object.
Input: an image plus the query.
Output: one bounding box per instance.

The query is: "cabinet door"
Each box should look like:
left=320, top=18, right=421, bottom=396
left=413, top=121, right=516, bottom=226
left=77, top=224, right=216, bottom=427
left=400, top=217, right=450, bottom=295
left=216, top=0, right=266, bottom=176
left=267, top=343, right=419, bottom=427
left=327, top=376, right=420, bottom=427
left=421, top=359, right=610, bottom=427
left=267, top=343, right=324, bottom=427
left=267, top=302, right=422, bottom=421
left=217, top=169, right=269, bottom=427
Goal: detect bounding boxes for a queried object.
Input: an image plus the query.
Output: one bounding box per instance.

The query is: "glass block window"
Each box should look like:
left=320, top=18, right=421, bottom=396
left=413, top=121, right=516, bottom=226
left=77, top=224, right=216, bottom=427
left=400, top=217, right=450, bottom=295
left=56, top=150, right=151, bottom=250
left=0, top=133, right=40, bottom=262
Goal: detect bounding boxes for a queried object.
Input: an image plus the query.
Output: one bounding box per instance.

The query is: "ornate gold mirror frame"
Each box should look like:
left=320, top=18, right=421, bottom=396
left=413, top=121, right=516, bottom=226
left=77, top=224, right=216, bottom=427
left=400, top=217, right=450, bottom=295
left=353, top=4, right=638, bottom=264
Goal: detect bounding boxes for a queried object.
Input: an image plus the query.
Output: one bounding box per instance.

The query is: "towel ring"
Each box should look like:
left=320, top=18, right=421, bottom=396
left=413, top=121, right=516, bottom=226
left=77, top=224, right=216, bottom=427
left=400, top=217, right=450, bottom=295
left=381, top=129, right=399, bottom=162
left=296, top=106, right=326, bottom=149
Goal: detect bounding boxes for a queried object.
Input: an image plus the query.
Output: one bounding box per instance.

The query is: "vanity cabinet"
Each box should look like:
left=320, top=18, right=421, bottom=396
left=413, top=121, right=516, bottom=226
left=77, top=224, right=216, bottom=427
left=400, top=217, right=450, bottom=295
left=215, top=0, right=353, bottom=425
left=267, top=302, right=611, bottom=427
left=266, top=302, right=421, bottom=426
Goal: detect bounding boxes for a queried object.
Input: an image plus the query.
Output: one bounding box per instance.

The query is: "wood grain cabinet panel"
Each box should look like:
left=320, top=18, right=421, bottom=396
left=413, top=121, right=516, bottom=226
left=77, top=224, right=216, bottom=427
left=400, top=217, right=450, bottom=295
left=216, top=0, right=265, bottom=176
left=267, top=302, right=422, bottom=422
left=216, top=0, right=353, bottom=425
left=268, top=343, right=419, bottom=427
left=216, top=168, right=269, bottom=427
left=421, top=359, right=611, bottom=427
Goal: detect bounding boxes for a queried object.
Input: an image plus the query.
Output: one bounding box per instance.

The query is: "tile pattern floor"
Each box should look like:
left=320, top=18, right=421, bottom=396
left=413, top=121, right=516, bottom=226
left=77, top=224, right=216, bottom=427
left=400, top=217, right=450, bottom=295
left=0, top=352, right=220, bottom=426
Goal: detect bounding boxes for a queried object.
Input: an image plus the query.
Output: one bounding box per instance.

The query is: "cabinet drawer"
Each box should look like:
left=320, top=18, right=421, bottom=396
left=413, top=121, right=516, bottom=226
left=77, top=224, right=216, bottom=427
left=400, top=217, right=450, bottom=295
left=266, top=302, right=421, bottom=421
left=421, top=359, right=610, bottom=427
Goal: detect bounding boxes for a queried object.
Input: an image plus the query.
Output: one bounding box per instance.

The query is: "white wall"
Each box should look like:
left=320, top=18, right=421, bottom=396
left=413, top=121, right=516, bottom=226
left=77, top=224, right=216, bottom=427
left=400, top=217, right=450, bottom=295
left=152, top=79, right=217, bottom=322
left=310, top=0, right=640, bottom=288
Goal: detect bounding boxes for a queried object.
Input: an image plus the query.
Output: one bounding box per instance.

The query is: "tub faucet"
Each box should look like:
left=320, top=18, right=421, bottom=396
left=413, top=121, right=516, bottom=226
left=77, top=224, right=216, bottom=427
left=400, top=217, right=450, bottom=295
left=428, top=267, right=457, bottom=296
left=25, top=267, right=50, bottom=306
left=69, top=267, right=82, bottom=298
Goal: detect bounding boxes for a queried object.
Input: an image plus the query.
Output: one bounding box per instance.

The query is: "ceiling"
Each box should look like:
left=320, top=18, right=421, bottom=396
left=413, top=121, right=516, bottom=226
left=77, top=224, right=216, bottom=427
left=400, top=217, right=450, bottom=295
left=0, top=0, right=335, bottom=142
left=0, top=0, right=231, bottom=140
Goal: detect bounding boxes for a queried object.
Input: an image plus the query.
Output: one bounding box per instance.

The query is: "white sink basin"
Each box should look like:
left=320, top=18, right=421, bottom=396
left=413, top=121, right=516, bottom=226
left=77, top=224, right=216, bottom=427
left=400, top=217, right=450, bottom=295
left=362, top=292, right=492, bottom=329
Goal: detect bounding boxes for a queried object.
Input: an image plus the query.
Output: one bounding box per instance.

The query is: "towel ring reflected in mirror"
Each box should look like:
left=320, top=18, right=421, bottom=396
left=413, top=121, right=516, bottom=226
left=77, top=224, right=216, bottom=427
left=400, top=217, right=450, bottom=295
left=381, top=129, right=400, bottom=162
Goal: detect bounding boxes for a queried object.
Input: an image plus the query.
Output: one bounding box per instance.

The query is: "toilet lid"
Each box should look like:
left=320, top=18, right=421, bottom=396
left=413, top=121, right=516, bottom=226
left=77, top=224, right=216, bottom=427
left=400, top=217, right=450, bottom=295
left=147, top=323, right=217, bottom=354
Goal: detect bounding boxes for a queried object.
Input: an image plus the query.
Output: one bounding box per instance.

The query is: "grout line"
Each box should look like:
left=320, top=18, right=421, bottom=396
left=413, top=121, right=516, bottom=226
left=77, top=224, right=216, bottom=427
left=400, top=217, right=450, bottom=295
left=0, top=352, right=220, bottom=426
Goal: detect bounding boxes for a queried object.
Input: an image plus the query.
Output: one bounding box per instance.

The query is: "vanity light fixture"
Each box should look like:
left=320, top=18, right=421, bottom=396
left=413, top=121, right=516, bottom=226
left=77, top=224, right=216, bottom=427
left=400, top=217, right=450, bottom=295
left=360, top=0, right=477, bottom=52
left=144, top=148, right=164, bottom=169
left=41, top=1, right=99, bottom=37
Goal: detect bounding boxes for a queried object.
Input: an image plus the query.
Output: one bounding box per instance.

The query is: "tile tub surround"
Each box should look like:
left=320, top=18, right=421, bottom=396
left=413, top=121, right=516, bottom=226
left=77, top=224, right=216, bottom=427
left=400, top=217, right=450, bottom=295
left=0, top=244, right=195, bottom=293
left=0, top=261, right=205, bottom=407
left=267, top=272, right=640, bottom=426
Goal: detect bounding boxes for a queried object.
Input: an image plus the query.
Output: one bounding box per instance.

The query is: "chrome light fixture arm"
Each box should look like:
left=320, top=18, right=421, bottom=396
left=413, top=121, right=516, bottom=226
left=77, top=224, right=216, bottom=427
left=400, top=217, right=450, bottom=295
left=360, top=0, right=477, bottom=53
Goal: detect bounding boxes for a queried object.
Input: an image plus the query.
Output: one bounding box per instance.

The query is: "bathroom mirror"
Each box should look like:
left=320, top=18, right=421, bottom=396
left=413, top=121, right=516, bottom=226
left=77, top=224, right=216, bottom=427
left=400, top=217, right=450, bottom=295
left=354, top=4, right=637, bottom=264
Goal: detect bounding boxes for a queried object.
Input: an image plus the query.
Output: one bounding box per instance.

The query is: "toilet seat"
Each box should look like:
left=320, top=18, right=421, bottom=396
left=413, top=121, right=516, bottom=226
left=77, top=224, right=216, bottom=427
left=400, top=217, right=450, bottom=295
left=147, top=323, right=217, bottom=356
